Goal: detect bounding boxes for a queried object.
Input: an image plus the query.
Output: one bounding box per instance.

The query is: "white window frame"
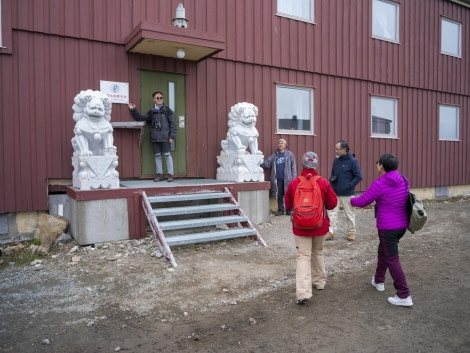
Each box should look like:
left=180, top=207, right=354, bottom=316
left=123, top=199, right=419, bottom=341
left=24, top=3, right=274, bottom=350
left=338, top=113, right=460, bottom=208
left=277, top=0, right=314, bottom=23
left=276, top=84, right=314, bottom=136
left=168, top=81, right=176, bottom=150
left=371, top=96, right=398, bottom=138
left=439, top=104, right=459, bottom=141
left=441, top=17, right=462, bottom=58
left=372, top=0, right=399, bottom=43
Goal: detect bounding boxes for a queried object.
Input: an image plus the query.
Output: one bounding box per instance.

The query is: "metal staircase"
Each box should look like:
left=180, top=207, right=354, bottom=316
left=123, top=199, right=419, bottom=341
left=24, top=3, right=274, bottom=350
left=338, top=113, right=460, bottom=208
left=141, top=187, right=267, bottom=267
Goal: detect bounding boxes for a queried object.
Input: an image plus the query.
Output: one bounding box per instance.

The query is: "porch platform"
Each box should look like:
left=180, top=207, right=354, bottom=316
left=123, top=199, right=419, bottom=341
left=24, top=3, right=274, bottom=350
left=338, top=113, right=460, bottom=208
left=120, top=178, right=229, bottom=188
left=65, top=178, right=271, bottom=245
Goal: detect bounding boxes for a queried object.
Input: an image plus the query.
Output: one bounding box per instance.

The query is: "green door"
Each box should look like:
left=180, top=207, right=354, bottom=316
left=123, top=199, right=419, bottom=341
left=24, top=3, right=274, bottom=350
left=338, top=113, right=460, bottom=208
left=139, top=70, right=186, bottom=176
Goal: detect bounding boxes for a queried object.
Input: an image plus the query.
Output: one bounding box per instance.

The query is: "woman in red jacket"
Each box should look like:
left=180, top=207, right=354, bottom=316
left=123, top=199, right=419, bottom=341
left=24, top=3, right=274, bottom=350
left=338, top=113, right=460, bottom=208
left=285, top=152, right=338, bottom=305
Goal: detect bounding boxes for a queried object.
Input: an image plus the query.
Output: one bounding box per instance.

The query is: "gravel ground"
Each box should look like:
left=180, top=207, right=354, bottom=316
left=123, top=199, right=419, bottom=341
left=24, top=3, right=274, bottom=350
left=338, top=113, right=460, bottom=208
left=1, top=198, right=469, bottom=352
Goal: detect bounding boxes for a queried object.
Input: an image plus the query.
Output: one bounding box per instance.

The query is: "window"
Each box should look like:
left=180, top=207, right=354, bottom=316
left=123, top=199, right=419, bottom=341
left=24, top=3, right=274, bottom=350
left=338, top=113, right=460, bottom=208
left=0, top=0, right=12, bottom=53
left=276, top=85, right=313, bottom=135
left=439, top=104, right=459, bottom=141
left=441, top=18, right=461, bottom=58
left=371, top=96, right=397, bottom=137
left=277, top=0, right=314, bottom=23
left=372, top=0, right=399, bottom=42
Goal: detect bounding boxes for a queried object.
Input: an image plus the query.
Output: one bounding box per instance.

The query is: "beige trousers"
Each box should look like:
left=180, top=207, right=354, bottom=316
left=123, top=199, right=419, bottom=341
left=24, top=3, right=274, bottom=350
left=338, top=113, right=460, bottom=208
left=328, top=195, right=356, bottom=234
left=294, top=234, right=327, bottom=300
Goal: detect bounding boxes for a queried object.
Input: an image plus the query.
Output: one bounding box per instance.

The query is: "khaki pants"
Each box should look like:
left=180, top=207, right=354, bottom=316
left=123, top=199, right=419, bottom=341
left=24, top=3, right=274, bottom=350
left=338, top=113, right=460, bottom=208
left=294, top=234, right=327, bottom=300
left=328, top=195, right=356, bottom=234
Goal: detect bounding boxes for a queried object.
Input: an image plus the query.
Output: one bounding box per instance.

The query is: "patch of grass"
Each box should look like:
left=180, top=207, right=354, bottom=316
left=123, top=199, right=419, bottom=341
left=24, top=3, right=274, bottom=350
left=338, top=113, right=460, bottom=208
left=29, top=238, right=42, bottom=246
left=0, top=239, right=46, bottom=269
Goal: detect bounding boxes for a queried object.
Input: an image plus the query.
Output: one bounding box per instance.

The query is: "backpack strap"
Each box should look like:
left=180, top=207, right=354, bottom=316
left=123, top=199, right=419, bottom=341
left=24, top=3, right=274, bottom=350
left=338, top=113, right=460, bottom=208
left=401, top=174, right=410, bottom=192
left=312, top=175, right=326, bottom=218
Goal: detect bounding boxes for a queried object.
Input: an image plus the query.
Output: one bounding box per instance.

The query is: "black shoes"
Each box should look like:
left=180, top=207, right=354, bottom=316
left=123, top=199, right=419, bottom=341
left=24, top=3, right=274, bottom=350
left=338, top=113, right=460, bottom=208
left=153, top=175, right=163, bottom=182
left=153, top=175, right=174, bottom=182
left=296, top=298, right=309, bottom=305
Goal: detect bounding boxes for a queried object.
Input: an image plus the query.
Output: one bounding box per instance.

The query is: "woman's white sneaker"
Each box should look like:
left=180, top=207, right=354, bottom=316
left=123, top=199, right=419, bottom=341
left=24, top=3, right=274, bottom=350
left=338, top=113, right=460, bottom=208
left=387, top=295, right=413, bottom=306
left=371, top=276, right=385, bottom=291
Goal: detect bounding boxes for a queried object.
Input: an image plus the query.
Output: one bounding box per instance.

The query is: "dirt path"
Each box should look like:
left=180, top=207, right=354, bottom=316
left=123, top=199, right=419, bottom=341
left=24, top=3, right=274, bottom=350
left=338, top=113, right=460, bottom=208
left=1, top=199, right=469, bottom=352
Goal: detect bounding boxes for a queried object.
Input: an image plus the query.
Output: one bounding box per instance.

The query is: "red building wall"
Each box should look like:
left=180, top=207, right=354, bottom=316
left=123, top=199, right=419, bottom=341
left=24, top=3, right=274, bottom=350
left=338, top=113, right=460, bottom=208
left=0, top=0, right=469, bottom=213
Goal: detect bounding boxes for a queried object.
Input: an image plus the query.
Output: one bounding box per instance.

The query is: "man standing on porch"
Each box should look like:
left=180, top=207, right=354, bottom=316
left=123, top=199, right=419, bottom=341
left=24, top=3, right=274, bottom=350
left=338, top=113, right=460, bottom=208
left=128, top=91, right=177, bottom=182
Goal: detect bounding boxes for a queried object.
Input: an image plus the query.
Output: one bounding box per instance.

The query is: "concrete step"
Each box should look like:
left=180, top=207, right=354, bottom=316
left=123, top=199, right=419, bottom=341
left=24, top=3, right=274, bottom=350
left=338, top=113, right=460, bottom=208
left=148, top=192, right=231, bottom=203
left=154, top=203, right=239, bottom=217
left=159, top=215, right=248, bottom=231
left=141, top=188, right=266, bottom=267
left=166, top=227, right=257, bottom=246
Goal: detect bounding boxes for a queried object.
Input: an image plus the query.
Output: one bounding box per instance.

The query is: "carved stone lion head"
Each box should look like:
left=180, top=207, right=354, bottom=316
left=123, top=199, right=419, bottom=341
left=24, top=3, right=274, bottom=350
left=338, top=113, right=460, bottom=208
left=72, top=90, right=112, bottom=122
left=228, top=102, right=258, bottom=128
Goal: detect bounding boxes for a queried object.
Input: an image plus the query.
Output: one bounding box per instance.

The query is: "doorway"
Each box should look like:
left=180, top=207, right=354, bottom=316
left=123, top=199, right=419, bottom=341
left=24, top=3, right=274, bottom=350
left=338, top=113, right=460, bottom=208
left=139, top=70, right=187, bottom=176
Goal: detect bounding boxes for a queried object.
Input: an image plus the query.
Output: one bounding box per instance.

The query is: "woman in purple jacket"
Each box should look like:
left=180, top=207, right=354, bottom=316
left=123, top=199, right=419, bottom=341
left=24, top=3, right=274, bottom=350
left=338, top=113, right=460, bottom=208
left=350, top=154, right=413, bottom=307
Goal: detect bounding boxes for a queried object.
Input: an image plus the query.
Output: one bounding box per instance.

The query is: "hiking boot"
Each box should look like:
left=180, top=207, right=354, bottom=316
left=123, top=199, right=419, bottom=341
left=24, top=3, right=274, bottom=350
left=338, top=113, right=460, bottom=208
left=371, top=276, right=385, bottom=292
left=347, top=233, right=356, bottom=241
left=296, top=298, right=309, bottom=305
left=326, top=232, right=335, bottom=241
left=388, top=295, right=413, bottom=307
left=153, top=175, right=163, bottom=182
left=276, top=210, right=285, bottom=216
left=167, top=175, right=174, bottom=182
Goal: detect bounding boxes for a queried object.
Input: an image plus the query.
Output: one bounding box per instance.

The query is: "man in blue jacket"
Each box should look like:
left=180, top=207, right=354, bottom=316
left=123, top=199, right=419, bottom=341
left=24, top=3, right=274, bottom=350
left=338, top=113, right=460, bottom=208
left=327, top=140, right=362, bottom=241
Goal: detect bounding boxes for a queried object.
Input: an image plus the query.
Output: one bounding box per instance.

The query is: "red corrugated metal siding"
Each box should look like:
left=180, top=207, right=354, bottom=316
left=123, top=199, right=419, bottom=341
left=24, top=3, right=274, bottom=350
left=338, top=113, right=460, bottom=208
left=1, top=0, right=469, bottom=213
left=190, top=57, right=469, bottom=190
left=7, top=0, right=470, bottom=95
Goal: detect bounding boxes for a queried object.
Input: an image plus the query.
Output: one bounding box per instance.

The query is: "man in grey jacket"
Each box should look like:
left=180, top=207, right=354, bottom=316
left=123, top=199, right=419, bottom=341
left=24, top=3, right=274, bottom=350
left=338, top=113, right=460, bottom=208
left=327, top=140, right=362, bottom=240
left=261, top=139, right=297, bottom=216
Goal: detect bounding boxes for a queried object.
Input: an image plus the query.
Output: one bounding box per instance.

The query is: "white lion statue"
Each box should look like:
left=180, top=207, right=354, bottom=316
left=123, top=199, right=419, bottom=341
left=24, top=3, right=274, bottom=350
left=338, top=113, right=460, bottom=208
left=71, top=90, right=116, bottom=156
left=221, top=102, right=262, bottom=156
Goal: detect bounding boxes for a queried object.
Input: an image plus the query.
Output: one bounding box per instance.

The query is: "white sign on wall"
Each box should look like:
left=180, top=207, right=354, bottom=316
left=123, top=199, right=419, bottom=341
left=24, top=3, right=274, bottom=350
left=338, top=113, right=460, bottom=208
left=100, top=80, right=129, bottom=104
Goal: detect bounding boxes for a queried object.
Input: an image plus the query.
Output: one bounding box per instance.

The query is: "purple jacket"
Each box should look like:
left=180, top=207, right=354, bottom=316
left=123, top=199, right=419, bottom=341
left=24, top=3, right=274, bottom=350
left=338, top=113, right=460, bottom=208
left=350, top=170, right=409, bottom=231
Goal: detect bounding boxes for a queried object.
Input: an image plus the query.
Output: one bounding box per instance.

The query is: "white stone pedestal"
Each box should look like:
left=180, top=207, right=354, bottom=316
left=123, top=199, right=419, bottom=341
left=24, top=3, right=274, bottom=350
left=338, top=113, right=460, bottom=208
left=72, top=156, right=120, bottom=190
left=216, top=154, right=264, bottom=182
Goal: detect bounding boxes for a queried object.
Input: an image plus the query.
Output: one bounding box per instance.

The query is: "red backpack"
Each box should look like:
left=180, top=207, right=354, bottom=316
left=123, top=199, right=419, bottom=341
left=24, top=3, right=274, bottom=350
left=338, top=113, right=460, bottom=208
left=292, top=174, right=324, bottom=230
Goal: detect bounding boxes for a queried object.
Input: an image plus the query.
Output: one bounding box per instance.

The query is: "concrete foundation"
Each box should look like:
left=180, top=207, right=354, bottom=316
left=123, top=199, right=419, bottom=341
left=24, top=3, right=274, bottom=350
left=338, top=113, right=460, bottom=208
left=69, top=198, right=129, bottom=245
left=237, top=190, right=269, bottom=224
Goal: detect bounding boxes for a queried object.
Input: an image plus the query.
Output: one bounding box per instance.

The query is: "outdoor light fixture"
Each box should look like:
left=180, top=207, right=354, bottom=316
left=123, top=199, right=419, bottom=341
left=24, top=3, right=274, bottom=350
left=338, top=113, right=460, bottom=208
left=176, top=48, right=186, bottom=59
left=173, top=3, right=189, bottom=28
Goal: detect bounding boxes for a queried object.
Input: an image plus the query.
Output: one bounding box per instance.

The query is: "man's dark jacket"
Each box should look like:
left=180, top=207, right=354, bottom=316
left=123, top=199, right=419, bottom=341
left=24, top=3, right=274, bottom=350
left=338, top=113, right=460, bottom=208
left=330, top=153, right=362, bottom=196
left=130, top=104, right=176, bottom=143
